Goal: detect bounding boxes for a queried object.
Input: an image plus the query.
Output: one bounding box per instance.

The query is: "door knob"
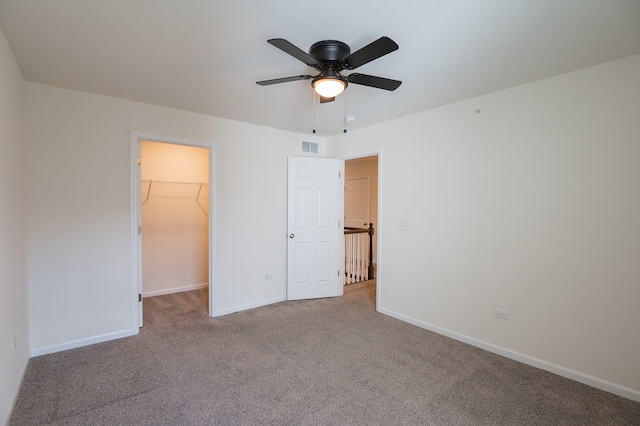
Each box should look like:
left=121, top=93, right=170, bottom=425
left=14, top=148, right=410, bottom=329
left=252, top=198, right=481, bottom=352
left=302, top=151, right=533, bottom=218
left=289, top=233, right=295, bottom=239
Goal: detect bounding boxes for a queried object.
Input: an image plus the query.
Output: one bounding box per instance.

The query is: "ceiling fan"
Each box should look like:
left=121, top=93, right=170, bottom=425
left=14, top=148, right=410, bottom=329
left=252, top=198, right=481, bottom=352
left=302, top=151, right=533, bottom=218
left=256, top=36, right=402, bottom=103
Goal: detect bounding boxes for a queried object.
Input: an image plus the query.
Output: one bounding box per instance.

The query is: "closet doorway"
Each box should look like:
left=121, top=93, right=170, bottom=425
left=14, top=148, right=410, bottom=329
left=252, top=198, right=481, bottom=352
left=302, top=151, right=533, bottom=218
left=137, top=140, right=211, bottom=325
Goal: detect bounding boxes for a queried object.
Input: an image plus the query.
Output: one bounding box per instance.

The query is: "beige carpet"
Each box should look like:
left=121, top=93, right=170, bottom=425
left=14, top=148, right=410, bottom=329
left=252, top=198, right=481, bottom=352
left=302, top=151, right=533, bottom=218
left=10, top=281, right=640, bottom=425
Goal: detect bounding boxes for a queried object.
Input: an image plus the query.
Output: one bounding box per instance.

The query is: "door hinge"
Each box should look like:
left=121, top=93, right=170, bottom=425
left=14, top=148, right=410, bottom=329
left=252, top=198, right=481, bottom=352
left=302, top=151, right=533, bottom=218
left=338, top=270, right=340, bottom=277
left=138, top=225, right=141, bottom=235
left=138, top=293, right=142, bottom=302
left=137, top=157, right=142, bottom=166
left=338, top=220, right=341, bottom=227
left=339, top=171, right=341, bottom=178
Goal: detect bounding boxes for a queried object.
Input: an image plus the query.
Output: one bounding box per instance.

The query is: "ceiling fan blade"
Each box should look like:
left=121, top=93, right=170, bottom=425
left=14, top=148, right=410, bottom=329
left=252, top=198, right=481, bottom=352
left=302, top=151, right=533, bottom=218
left=319, top=96, right=335, bottom=104
left=256, top=75, right=312, bottom=86
left=267, top=39, right=320, bottom=67
left=343, top=36, right=399, bottom=70
left=347, top=73, right=402, bottom=91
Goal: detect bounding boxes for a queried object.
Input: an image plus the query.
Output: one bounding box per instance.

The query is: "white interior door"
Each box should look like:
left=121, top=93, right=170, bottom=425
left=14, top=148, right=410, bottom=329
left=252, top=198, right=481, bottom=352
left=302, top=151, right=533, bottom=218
left=344, top=177, right=369, bottom=228
left=287, top=157, right=344, bottom=300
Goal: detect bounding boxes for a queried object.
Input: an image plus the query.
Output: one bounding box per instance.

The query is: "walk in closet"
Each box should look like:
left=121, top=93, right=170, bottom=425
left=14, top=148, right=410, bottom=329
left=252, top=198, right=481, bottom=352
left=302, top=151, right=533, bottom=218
left=141, top=141, right=210, bottom=297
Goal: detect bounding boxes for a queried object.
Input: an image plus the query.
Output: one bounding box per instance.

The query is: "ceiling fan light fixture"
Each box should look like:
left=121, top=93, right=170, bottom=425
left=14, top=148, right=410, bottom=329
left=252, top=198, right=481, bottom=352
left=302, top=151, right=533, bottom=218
left=313, top=77, right=346, bottom=98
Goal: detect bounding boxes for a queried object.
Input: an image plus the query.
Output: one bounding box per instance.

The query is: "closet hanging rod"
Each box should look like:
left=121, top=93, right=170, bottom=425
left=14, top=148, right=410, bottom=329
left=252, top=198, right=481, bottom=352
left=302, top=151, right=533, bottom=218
left=141, top=179, right=208, bottom=186
left=141, top=179, right=209, bottom=206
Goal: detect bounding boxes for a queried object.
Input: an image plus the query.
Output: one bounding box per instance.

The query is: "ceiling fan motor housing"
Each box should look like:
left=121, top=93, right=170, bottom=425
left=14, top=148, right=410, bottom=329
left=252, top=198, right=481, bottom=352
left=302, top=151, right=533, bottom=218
left=309, top=40, right=350, bottom=62
left=309, top=40, right=351, bottom=91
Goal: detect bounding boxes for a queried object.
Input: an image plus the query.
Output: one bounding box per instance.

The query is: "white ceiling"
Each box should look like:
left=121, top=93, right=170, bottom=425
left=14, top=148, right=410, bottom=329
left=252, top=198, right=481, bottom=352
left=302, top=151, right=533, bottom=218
left=1, top=0, right=639, bottom=136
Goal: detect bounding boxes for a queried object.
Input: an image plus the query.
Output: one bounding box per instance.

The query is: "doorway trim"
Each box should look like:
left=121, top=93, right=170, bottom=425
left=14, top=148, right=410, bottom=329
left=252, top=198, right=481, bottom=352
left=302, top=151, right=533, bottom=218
left=338, top=148, right=383, bottom=311
left=130, top=132, right=217, bottom=332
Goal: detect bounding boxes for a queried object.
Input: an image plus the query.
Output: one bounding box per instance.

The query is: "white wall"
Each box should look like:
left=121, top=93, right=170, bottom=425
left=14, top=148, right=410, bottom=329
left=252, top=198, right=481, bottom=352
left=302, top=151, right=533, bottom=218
left=141, top=142, right=209, bottom=296
left=25, top=82, right=324, bottom=354
left=0, top=26, right=29, bottom=424
left=328, top=54, right=640, bottom=400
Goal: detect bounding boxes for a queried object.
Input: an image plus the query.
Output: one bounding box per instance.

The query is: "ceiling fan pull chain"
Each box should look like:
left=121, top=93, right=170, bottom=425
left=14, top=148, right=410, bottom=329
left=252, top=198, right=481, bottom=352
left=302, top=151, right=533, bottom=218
left=312, top=90, right=316, bottom=134
left=343, top=92, right=348, bottom=134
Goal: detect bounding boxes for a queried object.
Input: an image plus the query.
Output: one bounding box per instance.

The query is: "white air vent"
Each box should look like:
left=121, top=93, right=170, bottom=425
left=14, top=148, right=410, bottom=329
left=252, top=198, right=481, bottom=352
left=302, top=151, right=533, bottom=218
left=301, top=141, right=318, bottom=154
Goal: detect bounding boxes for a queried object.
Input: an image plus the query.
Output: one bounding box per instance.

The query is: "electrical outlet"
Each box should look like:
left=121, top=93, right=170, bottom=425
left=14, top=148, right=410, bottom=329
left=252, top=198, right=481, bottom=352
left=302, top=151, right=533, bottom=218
left=265, top=274, right=273, bottom=280
left=494, top=309, right=509, bottom=320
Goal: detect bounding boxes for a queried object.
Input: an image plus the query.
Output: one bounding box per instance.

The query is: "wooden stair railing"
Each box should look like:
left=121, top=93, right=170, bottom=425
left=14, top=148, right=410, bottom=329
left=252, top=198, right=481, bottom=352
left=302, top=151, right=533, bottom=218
left=344, top=223, right=374, bottom=284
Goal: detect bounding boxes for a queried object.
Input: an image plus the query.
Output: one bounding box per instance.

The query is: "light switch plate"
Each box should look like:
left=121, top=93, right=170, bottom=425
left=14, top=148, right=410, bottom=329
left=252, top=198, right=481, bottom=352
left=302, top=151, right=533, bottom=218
left=397, top=219, right=411, bottom=230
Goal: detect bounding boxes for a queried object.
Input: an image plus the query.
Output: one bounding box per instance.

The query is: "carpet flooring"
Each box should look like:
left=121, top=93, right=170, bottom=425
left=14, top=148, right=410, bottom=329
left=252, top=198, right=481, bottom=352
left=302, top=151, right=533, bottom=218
left=10, top=281, right=640, bottom=425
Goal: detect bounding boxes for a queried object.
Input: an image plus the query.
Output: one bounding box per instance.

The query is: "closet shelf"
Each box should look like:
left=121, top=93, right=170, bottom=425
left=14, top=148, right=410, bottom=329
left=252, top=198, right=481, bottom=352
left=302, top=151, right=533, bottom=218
left=141, top=180, right=209, bottom=214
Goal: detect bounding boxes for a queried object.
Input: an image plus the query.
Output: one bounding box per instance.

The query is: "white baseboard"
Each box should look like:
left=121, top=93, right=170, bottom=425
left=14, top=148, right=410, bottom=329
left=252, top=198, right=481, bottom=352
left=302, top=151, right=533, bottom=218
left=214, top=295, right=286, bottom=317
left=378, top=307, right=640, bottom=403
left=30, top=329, right=134, bottom=357
left=143, top=283, right=208, bottom=298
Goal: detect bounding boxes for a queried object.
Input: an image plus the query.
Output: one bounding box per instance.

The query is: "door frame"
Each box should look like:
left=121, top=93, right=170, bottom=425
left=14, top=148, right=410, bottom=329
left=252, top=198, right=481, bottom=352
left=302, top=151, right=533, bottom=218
left=338, top=148, right=383, bottom=311
left=129, top=132, right=217, bottom=332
